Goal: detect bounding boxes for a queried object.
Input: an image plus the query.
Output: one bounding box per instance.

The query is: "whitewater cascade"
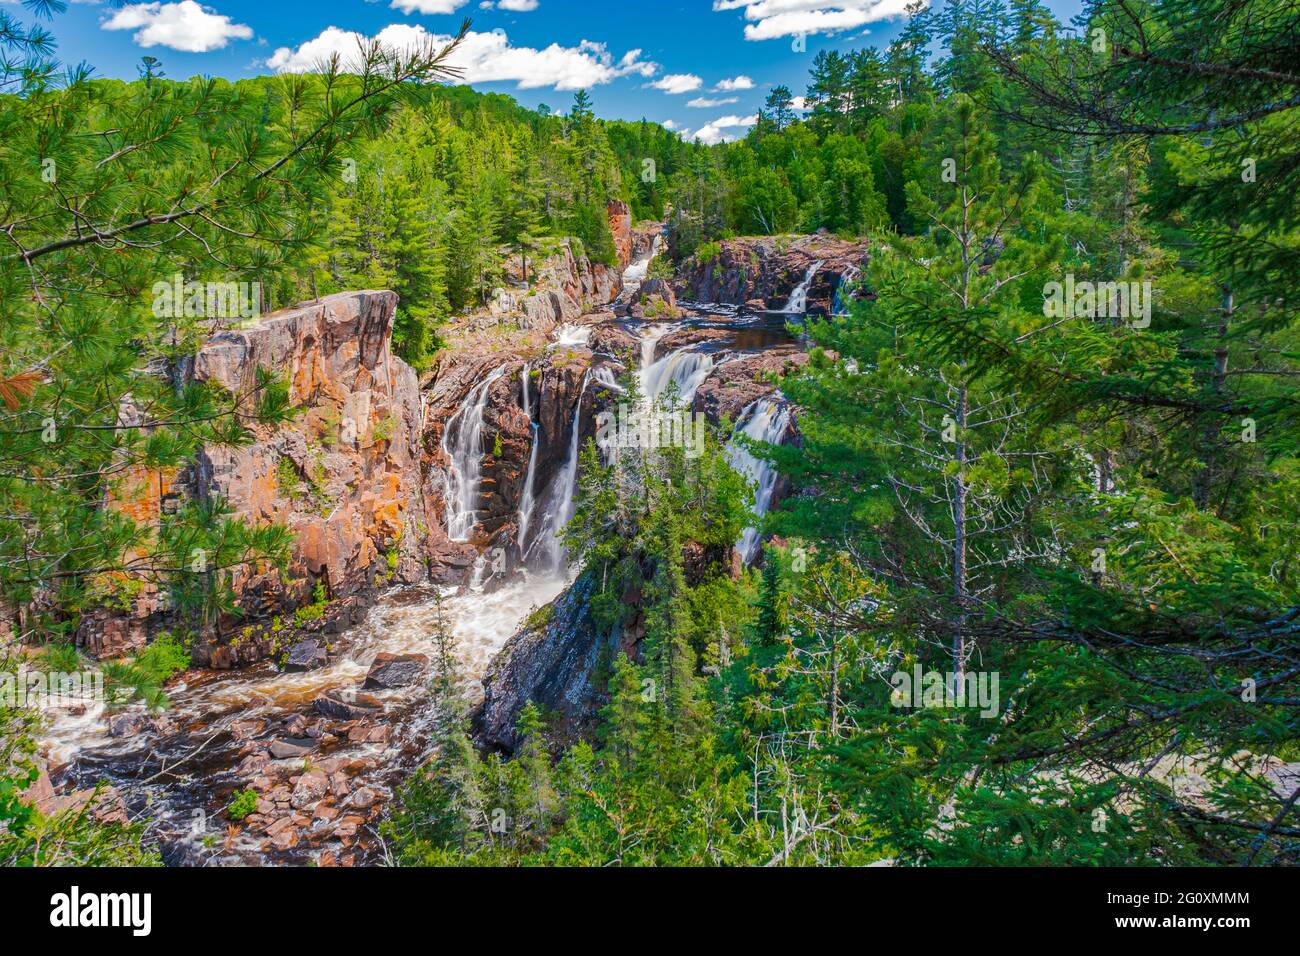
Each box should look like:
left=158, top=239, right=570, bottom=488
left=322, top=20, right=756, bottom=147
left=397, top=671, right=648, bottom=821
left=641, top=346, right=715, bottom=409
left=442, top=365, right=508, bottom=542
left=551, top=324, right=592, bottom=348
left=534, top=369, right=593, bottom=571
left=619, top=233, right=663, bottom=301
left=516, top=363, right=541, bottom=555
left=727, top=396, right=794, bottom=564
left=781, top=260, right=824, bottom=314
left=832, top=264, right=860, bottom=316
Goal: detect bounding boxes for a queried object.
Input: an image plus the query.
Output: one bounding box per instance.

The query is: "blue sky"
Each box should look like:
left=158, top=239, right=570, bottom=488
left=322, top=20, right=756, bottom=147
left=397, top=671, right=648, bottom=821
left=20, top=0, right=1082, bottom=143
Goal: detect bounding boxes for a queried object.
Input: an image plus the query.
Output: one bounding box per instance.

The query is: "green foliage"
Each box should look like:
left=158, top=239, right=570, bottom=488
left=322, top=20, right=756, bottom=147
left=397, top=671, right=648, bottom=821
left=227, top=788, right=259, bottom=822
left=293, top=580, right=328, bottom=626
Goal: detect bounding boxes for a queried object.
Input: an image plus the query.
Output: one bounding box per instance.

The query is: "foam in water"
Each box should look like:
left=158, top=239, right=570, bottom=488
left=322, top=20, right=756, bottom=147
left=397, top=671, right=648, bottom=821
left=727, top=396, right=793, bottom=564
left=442, top=365, right=508, bottom=542
left=619, top=234, right=663, bottom=301
left=640, top=347, right=715, bottom=409
left=781, top=259, right=824, bottom=314
left=551, top=324, right=592, bottom=348
left=832, top=265, right=860, bottom=316
left=534, top=369, right=593, bottom=572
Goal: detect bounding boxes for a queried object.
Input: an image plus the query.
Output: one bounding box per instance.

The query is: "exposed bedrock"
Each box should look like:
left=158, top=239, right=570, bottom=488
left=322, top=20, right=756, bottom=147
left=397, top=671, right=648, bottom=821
left=478, top=573, right=633, bottom=751
left=674, top=234, right=869, bottom=314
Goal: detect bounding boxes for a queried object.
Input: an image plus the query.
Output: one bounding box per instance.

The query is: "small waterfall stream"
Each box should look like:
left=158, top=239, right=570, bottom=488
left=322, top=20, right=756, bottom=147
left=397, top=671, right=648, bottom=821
left=618, top=234, right=663, bottom=302
left=832, top=265, right=860, bottom=316
left=517, top=363, right=541, bottom=554
left=781, top=260, right=824, bottom=314
left=727, top=396, right=793, bottom=564
left=533, top=369, right=594, bottom=572
left=441, top=365, right=508, bottom=542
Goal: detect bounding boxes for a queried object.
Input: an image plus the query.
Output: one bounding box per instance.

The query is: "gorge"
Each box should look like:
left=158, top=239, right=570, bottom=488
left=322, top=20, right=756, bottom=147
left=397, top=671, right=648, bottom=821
left=32, top=209, right=867, bottom=866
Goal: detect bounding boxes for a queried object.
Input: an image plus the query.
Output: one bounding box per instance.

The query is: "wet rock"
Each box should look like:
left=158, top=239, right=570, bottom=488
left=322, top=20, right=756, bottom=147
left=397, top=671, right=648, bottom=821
left=329, top=772, right=350, bottom=797
left=350, top=787, right=378, bottom=809
left=269, top=737, right=317, bottom=760
left=479, top=574, right=620, bottom=751
left=693, top=350, right=808, bottom=426
left=362, top=652, right=428, bottom=690
left=284, top=714, right=307, bottom=737
left=346, top=723, right=390, bottom=745
left=291, top=771, right=330, bottom=809
left=674, top=234, right=869, bottom=315
left=286, top=639, right=328, bottom=671
left=107, top=712, right=145, bottom=738
left=313, top=689, right=384, bottom=720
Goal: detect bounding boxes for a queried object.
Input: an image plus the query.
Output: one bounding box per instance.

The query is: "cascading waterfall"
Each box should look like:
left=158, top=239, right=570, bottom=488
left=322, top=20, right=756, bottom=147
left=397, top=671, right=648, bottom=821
left=516, top=362, right=541, bottom=556
left=551, top=324, right=592, bottom=348
left=534, top=370, right=593, bottom=571
left=727, top=396, right=793, bottom=565
left=638, top=322, right=672, bottom=371
left=781, top=259, right=824, bottom=314
left=832, top=265, right=860, bottom=316
left=441, top=365, right=507, bottom=542
left=640, top=347, right=715, bottom=409
left=618, top=233, right=663, bottom=301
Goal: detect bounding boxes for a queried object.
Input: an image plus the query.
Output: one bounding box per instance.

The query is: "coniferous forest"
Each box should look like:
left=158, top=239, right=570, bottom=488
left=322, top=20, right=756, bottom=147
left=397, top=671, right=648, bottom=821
left=0, top=0, right=1297, bottom=903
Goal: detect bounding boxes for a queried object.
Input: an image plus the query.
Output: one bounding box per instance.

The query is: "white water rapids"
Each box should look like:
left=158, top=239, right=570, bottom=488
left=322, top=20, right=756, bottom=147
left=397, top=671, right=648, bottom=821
left=441, top=365, right=507, bottom=542
left=727, top=396, right=793, bottom=565
left=781, top=259, right=824, bottom=314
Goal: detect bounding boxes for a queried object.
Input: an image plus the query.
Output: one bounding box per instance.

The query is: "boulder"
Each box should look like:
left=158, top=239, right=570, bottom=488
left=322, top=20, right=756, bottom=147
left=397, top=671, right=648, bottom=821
left=362, top=652, right=428, bottom=690
left=313, top=689, right=384, bottom=721
left=285, top=639, right=329, bottom=671
left=269, top=737, right=317, bottom=760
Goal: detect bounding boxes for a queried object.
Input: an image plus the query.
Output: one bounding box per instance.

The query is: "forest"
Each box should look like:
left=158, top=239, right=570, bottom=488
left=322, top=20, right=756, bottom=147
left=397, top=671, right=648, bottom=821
left=1, top=0, right=1297, bottom=870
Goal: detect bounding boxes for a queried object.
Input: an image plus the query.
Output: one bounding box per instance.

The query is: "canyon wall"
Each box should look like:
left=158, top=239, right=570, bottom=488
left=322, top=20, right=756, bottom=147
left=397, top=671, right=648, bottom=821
left=674, top=234, right=868, bottom=314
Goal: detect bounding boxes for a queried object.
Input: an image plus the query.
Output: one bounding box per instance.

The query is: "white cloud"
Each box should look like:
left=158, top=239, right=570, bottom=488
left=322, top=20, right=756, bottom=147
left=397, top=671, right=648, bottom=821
left=712, top=0, right=917, bottom=41
left=101, top=1, right=253, bottom=52
left=391, top=0, right=468, bottom=12
left=661, top=119, right=678, bottom=129
left=687, top=95, right=738, bottom=108
left=647, top=73, right=703, bottom=94
left=790, top=95, right=807, bottom=110
left=714, top=74, right=753, bottom=91
left=475, top=0, right=540, bottom=8
left=692, top=113, right=757, bottom=145
left=267, top=25, right=657, bottom=91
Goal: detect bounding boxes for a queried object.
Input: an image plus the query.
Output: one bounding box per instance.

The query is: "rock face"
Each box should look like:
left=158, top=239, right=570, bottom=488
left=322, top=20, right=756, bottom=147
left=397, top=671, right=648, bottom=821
left=693, top=349, right=809, bottom=426
left=189, top=291, right=431, bottom=638
left=607, top=200, right=633, bottom=267
left=480, top=239, right=621, bottom=332
left=479, top=574, right=632, bottom=750
left=674, top=235, right=869, bottom=314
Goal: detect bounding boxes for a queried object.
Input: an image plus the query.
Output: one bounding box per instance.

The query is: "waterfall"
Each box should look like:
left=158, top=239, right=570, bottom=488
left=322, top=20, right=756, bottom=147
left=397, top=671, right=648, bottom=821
left=727, top=396, right=793, bottom=565
left=516, top=427, right=541, bottom=554
left=619, top=233, right=663, bottom=301
left=520, top=361, right=532, bottom=417
left=590, top=365, right=625, bottom=394
left=638, top=322, right=672, bottom=371
left=832, top=265, right=860, bottom=316
left=551, top=324, right=592, bottom=348
left=441, top=365, right=508, bottom=542
left=781, top=259, right=824, bottom=314
left=533, top=370, right=593, bottom=572
left=640, top=347, right=715, bottom=409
